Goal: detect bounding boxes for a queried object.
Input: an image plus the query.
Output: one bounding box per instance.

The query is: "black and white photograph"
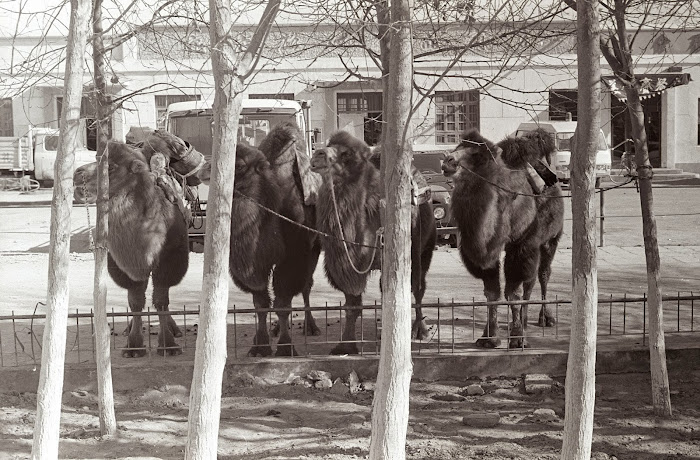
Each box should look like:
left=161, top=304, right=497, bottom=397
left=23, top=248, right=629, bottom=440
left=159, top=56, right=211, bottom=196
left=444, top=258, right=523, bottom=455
left=0, top=0, right=699, bottom=458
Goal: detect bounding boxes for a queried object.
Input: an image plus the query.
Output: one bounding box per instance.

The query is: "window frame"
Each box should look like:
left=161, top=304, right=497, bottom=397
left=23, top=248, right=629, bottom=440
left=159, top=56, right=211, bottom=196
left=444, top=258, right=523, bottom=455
left=434, top=90, right=479, bottom=144
left=0, top=98, right=12, bottom=137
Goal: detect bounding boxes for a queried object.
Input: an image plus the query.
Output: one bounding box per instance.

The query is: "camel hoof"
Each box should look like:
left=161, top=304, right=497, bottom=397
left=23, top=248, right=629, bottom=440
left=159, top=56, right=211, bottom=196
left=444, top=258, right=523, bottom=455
left=122, top=348, right=147, bottom=358
left=157, top=346, right=183, bottom=356
left=171, top=326, right=183, bottom=338
left=509, top=338, right=530, bottom=349
left=330, top=343, right=359, bottom=355
left=412, top=320, right=430, bottom=341
left=247, top=345, right=273, bottom=357
left=536, top=315, right=556, bottom=327
left=475, top=337, right=501, bottom=348
left=275, top=343, right=298, bottom=357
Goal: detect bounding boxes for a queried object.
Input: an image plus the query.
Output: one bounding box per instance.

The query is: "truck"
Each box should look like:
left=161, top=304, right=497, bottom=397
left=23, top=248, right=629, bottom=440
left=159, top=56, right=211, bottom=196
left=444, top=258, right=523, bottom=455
left=164, top=98, right=314, bottom=249
left=0, top=127, right=96, bottom=186
left=515, top=121, right=612, bottom=187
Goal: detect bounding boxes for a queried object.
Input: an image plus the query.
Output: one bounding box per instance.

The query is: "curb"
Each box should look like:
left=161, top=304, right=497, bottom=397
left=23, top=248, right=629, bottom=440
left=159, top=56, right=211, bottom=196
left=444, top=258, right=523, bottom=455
left=1, top=344, right=698, bottom=394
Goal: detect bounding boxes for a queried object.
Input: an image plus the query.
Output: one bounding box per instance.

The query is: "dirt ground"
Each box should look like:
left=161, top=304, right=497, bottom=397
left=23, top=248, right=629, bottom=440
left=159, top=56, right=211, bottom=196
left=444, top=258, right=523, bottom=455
left=1, top=187, right=700, bottom=458
left=1, top=368, right=699, bottom=459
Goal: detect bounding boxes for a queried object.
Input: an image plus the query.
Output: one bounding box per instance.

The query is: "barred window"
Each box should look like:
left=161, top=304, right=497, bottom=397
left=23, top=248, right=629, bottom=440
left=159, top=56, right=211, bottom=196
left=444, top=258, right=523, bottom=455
left=434, top=90, right=479, bottom=144
left=0, top=98, right=12, bottom=136
left=337, top=92, right=382, bottom=113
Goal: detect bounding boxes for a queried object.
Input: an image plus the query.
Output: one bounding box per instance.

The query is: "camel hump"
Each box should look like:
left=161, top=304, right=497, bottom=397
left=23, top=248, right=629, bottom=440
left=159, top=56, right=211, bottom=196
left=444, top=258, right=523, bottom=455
left=328, top=131, right=372, bottom=157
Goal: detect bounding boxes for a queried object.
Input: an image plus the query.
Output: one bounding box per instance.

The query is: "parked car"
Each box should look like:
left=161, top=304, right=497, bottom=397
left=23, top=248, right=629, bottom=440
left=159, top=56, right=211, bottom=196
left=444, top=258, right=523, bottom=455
left=412, top=144, right=460, bottom=247
left=515, top=120, right=612, bottom=187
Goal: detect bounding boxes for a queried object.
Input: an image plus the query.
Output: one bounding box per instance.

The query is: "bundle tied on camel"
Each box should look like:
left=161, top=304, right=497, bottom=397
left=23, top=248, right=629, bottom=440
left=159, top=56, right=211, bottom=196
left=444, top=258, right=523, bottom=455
left=137, top=129, right=207, bottom=224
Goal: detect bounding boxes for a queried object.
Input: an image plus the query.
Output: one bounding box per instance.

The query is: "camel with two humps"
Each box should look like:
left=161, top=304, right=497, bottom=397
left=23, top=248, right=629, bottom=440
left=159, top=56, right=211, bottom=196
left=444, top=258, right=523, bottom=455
left=310, top=131, right=437, bottom=355
left=441, top=128, right=564, bottom=349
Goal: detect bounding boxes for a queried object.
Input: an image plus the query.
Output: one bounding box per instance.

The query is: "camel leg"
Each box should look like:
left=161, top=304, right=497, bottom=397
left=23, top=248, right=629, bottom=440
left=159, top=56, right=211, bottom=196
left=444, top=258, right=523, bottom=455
left=248, top=291, right=273, bottom=357
left=504, top=245, right=540, bottom=348
left=330, top=293, right=362, bottom=355
left=411, top=243, right=432, bottom=341
left=302, top=283, right=321, bottom=336
left=123, top=283, right=149, bottom=358
left=475, top=267, right=502, bottom=348
left=152, top=285, right=182, bottom=356
left=536, top=238, right=559, bottom=327
left=106, top=254, right=149, bottom=358
left=150, top=234, right=189, bottom=355
left=272, top=294, right=297, bottom=357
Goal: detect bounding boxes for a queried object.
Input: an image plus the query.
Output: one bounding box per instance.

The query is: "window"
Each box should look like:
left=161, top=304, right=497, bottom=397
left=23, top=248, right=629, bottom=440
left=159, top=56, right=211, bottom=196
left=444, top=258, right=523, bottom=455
left=549, top=90, right=578, bottom=121
left=434, top=90, right=479, bottom=144
left=0, top=98, right=13, bottom=136
left=249, top=93, right=295, bottom=100
left=155, top=94, right=201, bottom=129
left=57, top=96, right=100, bottom=150
left=337, top=92, right=382, bottom=113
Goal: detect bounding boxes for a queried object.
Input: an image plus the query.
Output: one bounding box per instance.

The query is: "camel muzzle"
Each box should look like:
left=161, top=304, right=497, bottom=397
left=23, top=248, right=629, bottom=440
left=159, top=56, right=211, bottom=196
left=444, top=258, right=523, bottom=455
left=310, top=148, right=331, bottom=172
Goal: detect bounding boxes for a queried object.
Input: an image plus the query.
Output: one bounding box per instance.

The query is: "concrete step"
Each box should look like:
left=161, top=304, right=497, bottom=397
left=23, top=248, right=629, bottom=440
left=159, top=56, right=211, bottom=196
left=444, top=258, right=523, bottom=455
left=601, top=167, right=700, bottom=186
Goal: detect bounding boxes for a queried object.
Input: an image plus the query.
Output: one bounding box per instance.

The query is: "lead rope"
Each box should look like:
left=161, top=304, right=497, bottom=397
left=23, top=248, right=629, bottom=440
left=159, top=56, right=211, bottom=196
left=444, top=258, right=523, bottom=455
left=328, top=169, right=382, bottom=275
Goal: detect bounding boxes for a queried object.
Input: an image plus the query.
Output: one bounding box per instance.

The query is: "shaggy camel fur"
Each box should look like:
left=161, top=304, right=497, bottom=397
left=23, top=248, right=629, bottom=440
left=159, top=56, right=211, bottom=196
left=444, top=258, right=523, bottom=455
left=197, top=123, right=320, bottom=356
left=311, top=131, right=437, bottom=355
left=442, top=128, right=563, bottom=348
left=74, top=141, right=189, bottom=357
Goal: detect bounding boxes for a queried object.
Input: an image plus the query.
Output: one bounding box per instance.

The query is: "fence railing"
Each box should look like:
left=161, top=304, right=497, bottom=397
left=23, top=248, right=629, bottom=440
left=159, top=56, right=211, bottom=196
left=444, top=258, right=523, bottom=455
left=0, top=293, right=697, bottom=368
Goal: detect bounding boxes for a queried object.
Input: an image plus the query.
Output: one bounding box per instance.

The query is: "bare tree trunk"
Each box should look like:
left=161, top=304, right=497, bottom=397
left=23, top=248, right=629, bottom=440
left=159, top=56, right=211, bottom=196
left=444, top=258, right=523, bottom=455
left=91, top=0, right=117, bottom=435
left=598, top=0, right=672, bottom=417
left=625, top=89, right=672, bottom=416
left=185, top=1, right=280, bottom=457
left=369, top=0, right=413, bottom=458
left=31, top=0, right=91, bottom=457
left=561, top=1, right=600, bottom=458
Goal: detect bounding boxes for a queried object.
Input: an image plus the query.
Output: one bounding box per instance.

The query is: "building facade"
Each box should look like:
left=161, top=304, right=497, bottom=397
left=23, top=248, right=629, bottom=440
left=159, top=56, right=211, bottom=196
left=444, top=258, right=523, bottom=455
left=1, top=20, right=699, bottom=171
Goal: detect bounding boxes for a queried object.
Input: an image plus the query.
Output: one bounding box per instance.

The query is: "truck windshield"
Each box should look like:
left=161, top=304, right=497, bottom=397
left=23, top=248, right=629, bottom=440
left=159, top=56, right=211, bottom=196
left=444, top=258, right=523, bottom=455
left=555, top=132, right=607, bottom=151
left=168, top=110, right=300, bottom=159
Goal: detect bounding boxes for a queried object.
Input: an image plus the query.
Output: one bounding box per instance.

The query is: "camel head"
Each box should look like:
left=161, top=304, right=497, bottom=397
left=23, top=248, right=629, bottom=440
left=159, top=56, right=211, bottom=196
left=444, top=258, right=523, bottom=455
left=441, top=129, right=498, bottom=177
left=499, top=128, right=556, bottom=169
left=73, top=141, right=151, bottom=204
left=522, top=127, right=556, bottom=166
left=310, top=131, right=373, bottom=181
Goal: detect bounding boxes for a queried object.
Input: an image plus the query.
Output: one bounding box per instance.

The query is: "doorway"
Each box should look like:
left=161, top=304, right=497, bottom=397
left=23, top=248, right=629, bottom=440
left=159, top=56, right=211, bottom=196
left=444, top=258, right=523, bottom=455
left=611, top=95, right=662, bottom=168
left=336, top=92, right=383, bottom=146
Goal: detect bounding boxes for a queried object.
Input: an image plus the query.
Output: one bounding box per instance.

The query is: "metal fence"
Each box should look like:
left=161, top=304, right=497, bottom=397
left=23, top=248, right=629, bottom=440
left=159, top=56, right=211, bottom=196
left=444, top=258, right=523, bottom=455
left=0, top=293, right=698, bottom=368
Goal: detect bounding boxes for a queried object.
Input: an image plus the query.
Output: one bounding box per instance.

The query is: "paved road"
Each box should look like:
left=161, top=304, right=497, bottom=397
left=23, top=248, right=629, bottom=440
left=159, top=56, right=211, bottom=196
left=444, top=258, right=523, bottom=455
left=1, top=184, right=700, bottom=317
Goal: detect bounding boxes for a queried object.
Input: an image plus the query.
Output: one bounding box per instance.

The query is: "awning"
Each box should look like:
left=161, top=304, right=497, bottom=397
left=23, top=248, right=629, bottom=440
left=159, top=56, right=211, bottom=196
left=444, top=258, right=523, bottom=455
left=602, top=73, right=692, bottom=101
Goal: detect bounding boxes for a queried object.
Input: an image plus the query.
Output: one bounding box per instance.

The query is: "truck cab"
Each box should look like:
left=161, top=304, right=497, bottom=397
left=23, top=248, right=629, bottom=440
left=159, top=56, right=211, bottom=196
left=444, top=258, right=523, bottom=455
left=0, top=127, right=95, bottom=184
left=164, top=98, right=313, bottom=249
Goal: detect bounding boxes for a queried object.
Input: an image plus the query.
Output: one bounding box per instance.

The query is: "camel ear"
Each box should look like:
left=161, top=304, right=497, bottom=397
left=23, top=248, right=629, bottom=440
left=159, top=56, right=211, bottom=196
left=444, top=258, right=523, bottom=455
left=129, top=159, right=147, bottom=173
